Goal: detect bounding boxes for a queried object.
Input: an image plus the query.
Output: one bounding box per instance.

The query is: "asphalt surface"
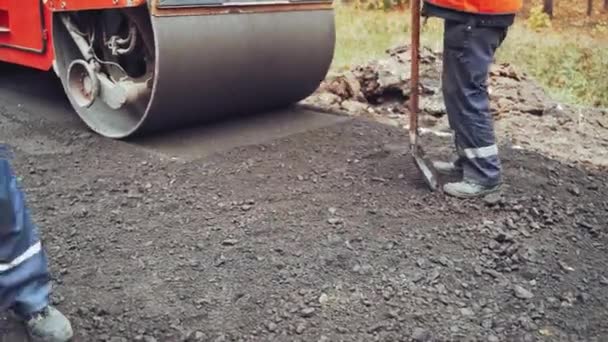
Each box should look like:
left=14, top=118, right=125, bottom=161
left=1, top=63, right=607, bottom=342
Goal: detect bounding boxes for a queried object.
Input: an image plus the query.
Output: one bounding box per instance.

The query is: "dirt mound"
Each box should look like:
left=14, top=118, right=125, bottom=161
left=306, top=45, right=551, bottom=117
left=303, top=44, right=608, bottom=168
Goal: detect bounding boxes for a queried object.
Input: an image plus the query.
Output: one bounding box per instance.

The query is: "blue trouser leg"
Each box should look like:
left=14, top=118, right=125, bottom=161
left=0, top=150, right=51, bottom=318
left=442, top=19, right=508, bottom=187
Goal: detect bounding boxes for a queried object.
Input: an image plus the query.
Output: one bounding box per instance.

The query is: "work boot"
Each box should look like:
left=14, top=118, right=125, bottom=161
left=443, top=180, right=501, bottom=199
left=432, top=160, right=463, bottom=175
left=24, top=305, right=73, bottom=342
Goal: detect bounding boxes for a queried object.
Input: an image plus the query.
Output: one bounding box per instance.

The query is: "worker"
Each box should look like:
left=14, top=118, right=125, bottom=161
left=1, top=145, right=73, bottom=341
left=421, top=0, right=522, bottom=198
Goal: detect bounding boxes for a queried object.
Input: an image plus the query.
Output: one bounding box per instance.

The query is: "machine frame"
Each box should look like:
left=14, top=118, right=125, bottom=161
left=0, top=0, right=335, bottom=139
left=0, top=0, right=330, bottom=69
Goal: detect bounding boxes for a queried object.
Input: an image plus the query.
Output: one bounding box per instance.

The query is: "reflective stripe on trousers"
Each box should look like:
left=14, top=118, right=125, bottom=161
left=0, top=153, right=50, bottom=317
left=442, top=19, right=508, bottom=187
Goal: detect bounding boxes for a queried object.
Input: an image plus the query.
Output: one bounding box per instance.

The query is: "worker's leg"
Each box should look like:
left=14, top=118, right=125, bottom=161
left=432, top=132, right=465, bottom=174
left=434, top=29, right=471, bottom=175
left=440, top=19, right=508, bottom=197
left=0, top=152, right=73, bottom=341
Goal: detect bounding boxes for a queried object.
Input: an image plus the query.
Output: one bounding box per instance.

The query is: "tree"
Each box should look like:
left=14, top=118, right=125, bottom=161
left=587, top=0, right=593, bottom=16
left=543, top=0, right=554, bottom=17
left=604, top=0, right=607, bottom=11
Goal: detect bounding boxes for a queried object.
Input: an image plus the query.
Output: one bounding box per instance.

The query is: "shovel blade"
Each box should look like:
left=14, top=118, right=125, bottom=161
left=411, top=145, right=439, bottom=191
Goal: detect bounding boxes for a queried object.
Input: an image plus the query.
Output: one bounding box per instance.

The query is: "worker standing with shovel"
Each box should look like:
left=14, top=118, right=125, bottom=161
left=420, top=0, right=522, bottom=198
left=0, top=144, right=73, bottom=341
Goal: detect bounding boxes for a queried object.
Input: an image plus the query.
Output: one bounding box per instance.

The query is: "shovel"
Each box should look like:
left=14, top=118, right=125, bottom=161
left=409, top=0, right=439, bottom=191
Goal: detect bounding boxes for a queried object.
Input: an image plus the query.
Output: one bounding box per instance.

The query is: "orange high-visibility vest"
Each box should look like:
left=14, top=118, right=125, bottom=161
left=425, top=0, right=522, bottom=15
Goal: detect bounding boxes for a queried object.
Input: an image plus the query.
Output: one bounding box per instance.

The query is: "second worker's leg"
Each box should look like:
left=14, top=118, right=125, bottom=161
left=0, top=157, right=73, bottom=342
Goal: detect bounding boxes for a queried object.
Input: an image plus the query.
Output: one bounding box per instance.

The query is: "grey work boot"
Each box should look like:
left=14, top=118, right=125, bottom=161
left=443, top=180, right=501, bottom=199
left=432, top=160, right=463, bottom=175
left=24, top=305, right=73, bottom=342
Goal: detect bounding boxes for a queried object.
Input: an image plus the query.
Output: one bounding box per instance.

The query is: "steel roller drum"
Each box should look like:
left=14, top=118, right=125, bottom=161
left=52, top=5, right=335, bottom=139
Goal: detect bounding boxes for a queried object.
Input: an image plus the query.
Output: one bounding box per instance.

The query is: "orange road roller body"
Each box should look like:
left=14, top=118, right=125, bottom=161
left=0, top=0, right=336, bottom=138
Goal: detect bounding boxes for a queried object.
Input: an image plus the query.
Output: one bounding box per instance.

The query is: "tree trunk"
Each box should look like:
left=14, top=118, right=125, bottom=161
left=604, top=0, right=607, bottom=11
left=587, top=0, right=593, bottom=15
left=543, top=0, right=554, bottom=17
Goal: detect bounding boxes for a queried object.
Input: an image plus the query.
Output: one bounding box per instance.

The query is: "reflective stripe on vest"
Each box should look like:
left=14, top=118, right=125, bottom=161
left=425, top=0, right=522, bottom=15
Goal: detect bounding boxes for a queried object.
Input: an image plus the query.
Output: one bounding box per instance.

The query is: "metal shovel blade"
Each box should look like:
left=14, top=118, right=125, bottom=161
left=412, top=144, right=439, bottom=191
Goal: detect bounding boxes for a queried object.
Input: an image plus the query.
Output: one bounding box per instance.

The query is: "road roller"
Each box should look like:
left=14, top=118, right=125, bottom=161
left=0, top=0, right=335, bottom=138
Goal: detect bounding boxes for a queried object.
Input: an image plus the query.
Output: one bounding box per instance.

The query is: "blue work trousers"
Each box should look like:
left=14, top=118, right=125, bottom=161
left=0, top=146, right=50, bottom=318
left=442, top=19, right=509, bottom=187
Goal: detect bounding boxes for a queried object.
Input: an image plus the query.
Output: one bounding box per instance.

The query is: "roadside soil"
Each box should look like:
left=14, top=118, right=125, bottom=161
left=303, top=44, right=608, bottom=170
left=1, top=82, right=607, bottom=341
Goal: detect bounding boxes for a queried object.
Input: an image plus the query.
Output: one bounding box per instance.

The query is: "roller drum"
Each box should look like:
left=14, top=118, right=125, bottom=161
left=147, top=10, right=335, bottom=134
left=52, top=7, right=335, bottom=139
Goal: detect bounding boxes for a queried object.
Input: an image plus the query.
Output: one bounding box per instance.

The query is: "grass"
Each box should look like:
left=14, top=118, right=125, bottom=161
left=331, top=4, right=608, bottom=108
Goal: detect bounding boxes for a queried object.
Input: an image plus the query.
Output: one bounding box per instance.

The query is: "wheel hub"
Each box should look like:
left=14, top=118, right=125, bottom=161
left=67, top=59, right=99, bottom=108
